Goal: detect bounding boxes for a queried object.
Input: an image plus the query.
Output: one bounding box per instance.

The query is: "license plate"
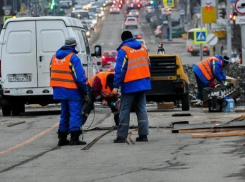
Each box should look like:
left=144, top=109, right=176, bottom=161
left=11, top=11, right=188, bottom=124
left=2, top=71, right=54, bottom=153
left=108, top=61, right=112, bottom=64
left=8, top=74, right=32, bottom=82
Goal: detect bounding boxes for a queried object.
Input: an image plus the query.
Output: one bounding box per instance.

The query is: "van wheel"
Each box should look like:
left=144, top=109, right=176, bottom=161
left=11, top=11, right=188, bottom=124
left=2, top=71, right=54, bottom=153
left=12, top=102, right=24, bottom=116
left=182, top=93, right=190, bottom=111
left=2, top=99, right=11, bottom=116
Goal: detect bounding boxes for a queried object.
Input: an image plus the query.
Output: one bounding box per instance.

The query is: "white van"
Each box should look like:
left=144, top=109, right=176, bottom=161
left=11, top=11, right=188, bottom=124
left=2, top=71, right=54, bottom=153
left=0, top=16, right=101, bottom=116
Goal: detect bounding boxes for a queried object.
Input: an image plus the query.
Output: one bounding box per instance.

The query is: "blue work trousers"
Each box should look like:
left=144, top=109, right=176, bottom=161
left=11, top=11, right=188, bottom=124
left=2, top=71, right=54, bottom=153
left=59, top=100, right=82, bottom=133
left=117, top=91, right=149, bottom=139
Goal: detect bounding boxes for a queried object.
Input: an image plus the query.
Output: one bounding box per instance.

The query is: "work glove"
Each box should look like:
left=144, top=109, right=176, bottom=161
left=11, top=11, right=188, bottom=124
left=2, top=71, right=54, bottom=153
left=102, top=99, right=108, bottom=106
left=113, top=88, right=119, bottom=95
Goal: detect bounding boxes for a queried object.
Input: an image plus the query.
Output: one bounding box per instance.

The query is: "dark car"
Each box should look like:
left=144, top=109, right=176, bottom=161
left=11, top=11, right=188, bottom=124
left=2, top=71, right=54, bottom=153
left=171, top=26, right=185, bottom=38
left=145, top=12, right=154, bottom=22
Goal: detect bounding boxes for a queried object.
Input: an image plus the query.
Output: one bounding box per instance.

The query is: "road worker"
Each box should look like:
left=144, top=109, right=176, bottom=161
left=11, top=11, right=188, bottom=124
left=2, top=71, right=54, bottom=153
left=193, top=55, right=230, bottom=101
left=113, top=31, right=151, bottom=143
left=82, top=72, right=120, bottom=126
left=50, top=37, right=88, bottom=146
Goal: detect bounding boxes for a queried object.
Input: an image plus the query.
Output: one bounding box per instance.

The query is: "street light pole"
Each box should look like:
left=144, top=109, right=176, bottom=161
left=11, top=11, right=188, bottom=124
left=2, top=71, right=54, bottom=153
left=226, top=0, right=231, bottom=58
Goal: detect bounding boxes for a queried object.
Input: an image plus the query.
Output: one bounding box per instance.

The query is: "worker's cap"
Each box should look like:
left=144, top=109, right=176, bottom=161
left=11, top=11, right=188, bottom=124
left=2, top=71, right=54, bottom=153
left=223, top=56, right=230, bottom=63
left=65, top=37, right=77, bottom=47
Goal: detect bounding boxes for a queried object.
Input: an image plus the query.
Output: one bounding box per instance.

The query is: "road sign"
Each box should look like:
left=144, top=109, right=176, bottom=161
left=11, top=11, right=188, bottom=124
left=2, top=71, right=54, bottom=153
left=3, top=16, right=12, bottom=24
left=163, top=0, right=174, bottom=8
left=180, top=9, right=185, bottom=17
left=235, top=0, right=245, bottom=14
left=201, top=0, right=217, bottom=23
left=206, top=34, right=218, bottom=46
left=235, top=16, right=245, bottom=24
left=194, top=29, right=207, bottom=44
left=4, top=9, right=10, bottom=16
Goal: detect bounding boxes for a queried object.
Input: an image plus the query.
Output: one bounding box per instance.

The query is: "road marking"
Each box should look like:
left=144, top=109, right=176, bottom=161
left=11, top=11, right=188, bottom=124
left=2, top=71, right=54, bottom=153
left=0, top=122, right=59, bottom=155
left=150, top=35, right=155, bottom=44
left=121, top=22, right=124, bottom=33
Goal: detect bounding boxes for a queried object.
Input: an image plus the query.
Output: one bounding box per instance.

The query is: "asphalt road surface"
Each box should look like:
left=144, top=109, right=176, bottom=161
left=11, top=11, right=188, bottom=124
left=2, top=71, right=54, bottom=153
left=0, top=6, right=244, bottom=182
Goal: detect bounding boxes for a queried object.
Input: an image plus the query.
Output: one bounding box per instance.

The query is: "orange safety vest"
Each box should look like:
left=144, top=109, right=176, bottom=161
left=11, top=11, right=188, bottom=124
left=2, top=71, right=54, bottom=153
left=88, top=72, right=114, bottom=98
left=197, top=57, right=223, bottom=81
left=50, top=53, right=77, bottom=89
left=121, top=45, right=150, bottom=83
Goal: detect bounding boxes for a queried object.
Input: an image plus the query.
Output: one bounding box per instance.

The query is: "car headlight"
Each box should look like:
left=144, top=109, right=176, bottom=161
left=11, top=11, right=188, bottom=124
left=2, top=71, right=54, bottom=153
left=101, top=12, right=104, bottom=15
left=92, top=20, right=97, bottom=24
left=86, top=31, right=90, bottom=36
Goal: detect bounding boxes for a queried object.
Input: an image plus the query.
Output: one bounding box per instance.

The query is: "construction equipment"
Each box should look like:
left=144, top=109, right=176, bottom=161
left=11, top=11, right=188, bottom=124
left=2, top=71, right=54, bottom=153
left=203, top=85, right=240, bottom=112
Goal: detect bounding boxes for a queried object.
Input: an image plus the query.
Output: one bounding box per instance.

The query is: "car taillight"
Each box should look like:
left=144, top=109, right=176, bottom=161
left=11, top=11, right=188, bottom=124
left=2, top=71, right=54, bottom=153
left=110, top=9, right=112, bottom=11
left=136, top=35, right=142, bottom=39
left=157, top=29, right=162, bottom=33
left=188, top=46, right=193, bottom=51
left=131, top=3, right=133, bottom=7
left=238, top=58, right=242, bottom=63
left=203, top=47, right=208, bottom=51
left=126, top=20, right=129, bottom=23
left=117, top=8, right=119, bottom=11
left=134, top=20, right=137, bottom=23
left=138, top=4, right=140, bottom=7
left=102, top=56, right=105, bottom=59
left=125, top=10, right=127, bottom=13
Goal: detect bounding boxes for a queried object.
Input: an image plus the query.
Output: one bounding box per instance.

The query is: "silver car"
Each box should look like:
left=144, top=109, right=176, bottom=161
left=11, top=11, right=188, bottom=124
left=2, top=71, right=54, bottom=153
left=125, top=17, right=138, bottom=29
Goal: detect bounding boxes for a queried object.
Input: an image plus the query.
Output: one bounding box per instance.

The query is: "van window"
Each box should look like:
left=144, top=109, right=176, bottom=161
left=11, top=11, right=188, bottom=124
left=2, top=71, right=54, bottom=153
left=82, top=31, right=90, bottom=54
left=7, top=31, right=31, bottom=54
left=75, top=30, right=86, bottom=53
left=188, top=32, right=194, bottom=40
left=40, top=30, right=65, bottom=52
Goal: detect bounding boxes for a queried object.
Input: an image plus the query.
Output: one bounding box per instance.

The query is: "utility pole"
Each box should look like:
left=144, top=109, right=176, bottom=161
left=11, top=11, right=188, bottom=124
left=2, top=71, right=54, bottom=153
left=4, top=0, right=7, bottom=6
left=186, top=0, right=191, bottom=30
left=226, top=0, right=231, bottom=58
left=200, top=4, right=203, bottom=61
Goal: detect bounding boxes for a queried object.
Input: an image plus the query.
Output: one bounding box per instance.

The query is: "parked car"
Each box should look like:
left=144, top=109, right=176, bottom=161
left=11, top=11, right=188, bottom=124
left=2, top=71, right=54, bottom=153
left=125, top=17, right=138, bottom=29
left=172, top=26, right=186, bottom=38
left=110, top=5, right=120, bottom=14
left=101, top=51, right=117, bottom=67
left=128, top=9, right=139, bottom=17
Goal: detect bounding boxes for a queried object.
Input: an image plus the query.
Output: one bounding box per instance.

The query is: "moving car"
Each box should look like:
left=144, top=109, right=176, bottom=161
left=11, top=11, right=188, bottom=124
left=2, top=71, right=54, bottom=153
left=71, top=10, right=89, bottom=20
left=110, top=5, right=120, bottom=14
left=154, top=25, right=162, bottom=37
left=125, top=17, right=138, bottom=29
left=128, top=9, right=139, bottom=17
left=130, top=29, right=142, bottom=39
left=101, top=51, right=117, bottom=67
left=82, top=21, right=91, bottom=37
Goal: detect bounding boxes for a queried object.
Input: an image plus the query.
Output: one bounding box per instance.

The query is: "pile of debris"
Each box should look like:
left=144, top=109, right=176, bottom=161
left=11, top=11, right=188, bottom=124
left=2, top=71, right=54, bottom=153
left=172, top=115, right=245, bottom=138
left=183, top=63, right=245, bottom=103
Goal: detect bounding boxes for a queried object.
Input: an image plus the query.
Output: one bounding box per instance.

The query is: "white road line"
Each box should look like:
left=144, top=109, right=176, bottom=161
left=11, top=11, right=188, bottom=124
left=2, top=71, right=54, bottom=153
left=121, top=22, right=124, bottom=33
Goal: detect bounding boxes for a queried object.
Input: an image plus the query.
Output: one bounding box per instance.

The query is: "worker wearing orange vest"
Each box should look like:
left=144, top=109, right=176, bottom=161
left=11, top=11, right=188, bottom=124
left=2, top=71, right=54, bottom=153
left=50, top=37, right=88, bottom=146
left=82, top=72, right=120, bottom=126
left=193, top=55, right=230, bottom=100
left=113, top=31, right=151, bottom=143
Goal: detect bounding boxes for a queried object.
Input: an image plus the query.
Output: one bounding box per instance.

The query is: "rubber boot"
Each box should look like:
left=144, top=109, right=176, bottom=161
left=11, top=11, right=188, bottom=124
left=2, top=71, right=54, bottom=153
left=136, top=135, right=148, bottom=142
left=113, top=136, right=126, bottom=143
left=69, top=131, right=87, bottom=145
left=57, top=130, right=70, bottom=146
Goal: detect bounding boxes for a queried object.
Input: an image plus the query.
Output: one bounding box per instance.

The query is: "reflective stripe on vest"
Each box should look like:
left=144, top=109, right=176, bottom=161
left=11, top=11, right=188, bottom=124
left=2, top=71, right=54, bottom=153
left=196, top=57, right=222, bottom=81
left=50, top=53, right=77, bottom=89
left=121, top=45, right=150, bottom=83
left=88, top=72, right=114, bottom=98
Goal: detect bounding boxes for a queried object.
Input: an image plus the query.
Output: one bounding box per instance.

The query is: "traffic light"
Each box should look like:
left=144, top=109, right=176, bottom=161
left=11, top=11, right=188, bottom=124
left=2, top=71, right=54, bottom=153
left=50, top=0, right=55, bottom=10
left=233, top=12, right=237, bottom=21
left=219, top=8, right=226, bottom=19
